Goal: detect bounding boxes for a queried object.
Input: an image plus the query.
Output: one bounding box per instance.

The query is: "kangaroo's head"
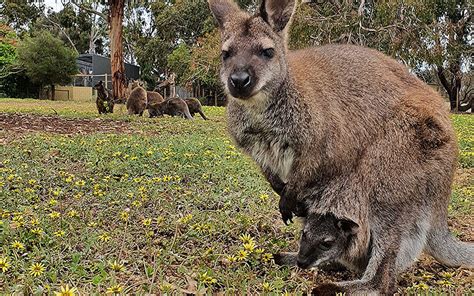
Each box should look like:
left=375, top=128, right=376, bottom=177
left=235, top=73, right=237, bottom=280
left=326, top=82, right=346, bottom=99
left=297, top=213, right=359, bottom=269
left=93, top=80, right=104, bottom=91
left=209, top=0, right=296, bottom=104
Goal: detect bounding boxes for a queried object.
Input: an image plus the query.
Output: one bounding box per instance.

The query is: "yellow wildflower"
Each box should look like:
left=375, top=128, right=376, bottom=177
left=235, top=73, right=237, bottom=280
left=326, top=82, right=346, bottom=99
left=49, top=211, right=61, bottom=219
left=109, top=260, right=125, bottom=272
left=54, top=230, right=66, bottom=237
left=98, top=233, right=111, bottom=242
left=54, top=284, right=78, bottom=296
left=49, top=199, right=58, bottom=206
left=11, top=240, right=25, bottom=250
left=31, top=228, right=44, bottom=236
left=259, top=193, right=269, bottom=201
left=239, top=234, right=254, bottom=244
left=106, top=284, right=123, bottom=294
left=178, top=214, right=192, bottom=224
left=262, top=253, right=273, bottom=262
left=243, top=241, right=256, bottom=252
left=29, top=262, right=46, bottom=277
left=0, top=257, right=11, bottom=272
left=237, top=250, right=248, bottom=261
left=67, top=210, right=78, bottom=218
left=142, top=218, right=152, bottom=226
left=120, top=210, right=129, bottom=221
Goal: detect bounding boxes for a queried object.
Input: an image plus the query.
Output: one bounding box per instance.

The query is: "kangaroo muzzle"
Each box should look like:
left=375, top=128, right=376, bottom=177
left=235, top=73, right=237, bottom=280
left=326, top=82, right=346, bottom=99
left=228, top=69, right=256, bottom=99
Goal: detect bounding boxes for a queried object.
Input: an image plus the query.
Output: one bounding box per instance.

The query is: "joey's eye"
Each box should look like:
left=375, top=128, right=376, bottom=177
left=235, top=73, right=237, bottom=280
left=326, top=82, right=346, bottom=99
left=319, top=241, right=334, bottom=251
left=260, top=48, right=275, bottom=59
left=222, top=50, right=230, bottom=61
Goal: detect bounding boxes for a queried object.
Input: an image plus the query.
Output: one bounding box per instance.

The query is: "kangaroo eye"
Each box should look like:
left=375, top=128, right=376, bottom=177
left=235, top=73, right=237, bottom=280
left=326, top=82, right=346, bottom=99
left=261, top=48, right=275, bottom=59
left=222, top=50, right=230, bottom=61
left=319, top=241, right=334, bottom=251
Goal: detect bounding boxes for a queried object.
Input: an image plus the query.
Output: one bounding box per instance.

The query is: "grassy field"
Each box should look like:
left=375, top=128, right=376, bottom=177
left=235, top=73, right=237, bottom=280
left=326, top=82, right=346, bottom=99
left=0, top=99, right=472, bottom=295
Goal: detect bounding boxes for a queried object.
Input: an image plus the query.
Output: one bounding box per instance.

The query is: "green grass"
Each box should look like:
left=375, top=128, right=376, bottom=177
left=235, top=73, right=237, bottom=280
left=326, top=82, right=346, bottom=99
left=0, top=99, right=472, bottom=295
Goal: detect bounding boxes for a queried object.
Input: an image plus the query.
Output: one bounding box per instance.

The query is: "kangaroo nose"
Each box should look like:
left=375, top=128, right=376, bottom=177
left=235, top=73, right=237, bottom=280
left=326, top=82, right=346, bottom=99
left=230, top=72, right=251, bottom=89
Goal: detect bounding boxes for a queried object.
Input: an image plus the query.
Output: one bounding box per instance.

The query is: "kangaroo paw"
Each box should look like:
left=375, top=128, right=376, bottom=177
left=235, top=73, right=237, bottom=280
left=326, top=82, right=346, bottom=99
left=273, top=252, right=297, bottom=266
left=279, top=195, right=295, bottom=225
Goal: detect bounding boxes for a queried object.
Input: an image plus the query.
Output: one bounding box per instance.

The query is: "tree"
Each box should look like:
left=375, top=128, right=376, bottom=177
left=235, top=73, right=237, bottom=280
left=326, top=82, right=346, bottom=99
left=35, top=3, right=107, bottom=55
left=17, top=31, right=78, bottom=99
left=167, top=43, right=191, bottom=85
left=0, top=24, right=18, bottom=77
left=68, top=0, right=146, bottom=103
left=0, top=0, right=43, bottom=34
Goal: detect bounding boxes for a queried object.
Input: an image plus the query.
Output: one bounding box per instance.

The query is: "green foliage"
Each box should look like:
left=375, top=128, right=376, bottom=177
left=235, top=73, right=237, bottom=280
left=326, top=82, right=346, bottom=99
left=167, top=43, right=191, bottom=85
left=188, top=29, right=221, bottom=89
left=0, top=24, right=18, bottom=74
left=17, top=31, right=78, bottom=87
left=0, top=0, right=43, bottom=33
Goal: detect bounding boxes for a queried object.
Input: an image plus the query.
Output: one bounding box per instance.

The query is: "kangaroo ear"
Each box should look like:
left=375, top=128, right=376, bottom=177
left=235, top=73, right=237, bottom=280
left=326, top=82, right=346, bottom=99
left=208, top=0, right=242, bottom=30
left=260, top=0, right=297, bottom=32
left=336, top=219, right=359, bottom=235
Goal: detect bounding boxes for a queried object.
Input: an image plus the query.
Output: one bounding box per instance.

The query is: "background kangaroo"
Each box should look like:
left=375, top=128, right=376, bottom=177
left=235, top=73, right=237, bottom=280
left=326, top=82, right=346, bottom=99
left=93, top=80, right=114, bottom=114
left=126, top=81, right=147, bottom=116
left=184, top=98, right=208, bottom=120
left=208, top=0, right=473, bottom=293
left=149, top=97, right=193, bottom=120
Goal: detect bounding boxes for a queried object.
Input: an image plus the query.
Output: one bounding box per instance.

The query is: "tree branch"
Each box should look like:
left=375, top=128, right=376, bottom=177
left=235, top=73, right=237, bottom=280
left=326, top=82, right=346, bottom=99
left=436, top=66, right=453, bottom=96
left=43, top=16, right=79, bottom=54
left=70, top=0, right=107, bottom=20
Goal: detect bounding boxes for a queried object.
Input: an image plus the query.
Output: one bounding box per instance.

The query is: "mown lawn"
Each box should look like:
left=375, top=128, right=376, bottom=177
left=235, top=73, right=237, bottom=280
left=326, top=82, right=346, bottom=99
left=0, top=99, right=472, bottom=295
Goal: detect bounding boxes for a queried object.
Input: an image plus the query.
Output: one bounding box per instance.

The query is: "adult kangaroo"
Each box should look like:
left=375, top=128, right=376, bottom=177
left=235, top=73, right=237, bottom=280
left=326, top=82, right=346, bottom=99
left=209, top=0, right=473, bottom=294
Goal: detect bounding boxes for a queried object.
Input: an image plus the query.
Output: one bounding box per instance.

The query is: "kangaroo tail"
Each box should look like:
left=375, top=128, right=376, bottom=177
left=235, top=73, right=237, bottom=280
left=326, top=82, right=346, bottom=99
left=426, top=224, right=474, bottom=268
left=198, top=110, right=208, bottom=120
left=183, top=105, right=193, bottom=120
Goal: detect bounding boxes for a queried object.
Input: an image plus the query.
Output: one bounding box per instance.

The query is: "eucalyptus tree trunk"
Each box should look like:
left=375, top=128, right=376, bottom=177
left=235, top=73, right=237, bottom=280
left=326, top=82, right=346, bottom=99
left=109, top=0, right=126, bottom=103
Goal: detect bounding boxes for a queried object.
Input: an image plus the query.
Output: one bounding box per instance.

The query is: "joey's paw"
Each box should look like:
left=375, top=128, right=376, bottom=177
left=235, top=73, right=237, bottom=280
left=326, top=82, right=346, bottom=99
left=311, top=283, right=346, bottom=296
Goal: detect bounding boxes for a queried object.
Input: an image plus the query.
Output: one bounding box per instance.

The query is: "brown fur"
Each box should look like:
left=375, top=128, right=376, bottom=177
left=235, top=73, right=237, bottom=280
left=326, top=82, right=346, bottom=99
left=209, top=0, right=472, bottom=294
left=149, top=97, right=193, bottom=120
left=126, top=82, right=147, bottom=116
left=93, top=81, right=114, bottom=114
left=147, top=91, right=164, bottom=107
left=184, top=98, right=208, bottom=120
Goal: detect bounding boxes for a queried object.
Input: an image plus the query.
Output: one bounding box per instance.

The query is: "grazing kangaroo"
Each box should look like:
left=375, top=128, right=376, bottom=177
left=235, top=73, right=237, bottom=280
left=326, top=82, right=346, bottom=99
left=149, top=97, right=193, bottom=120
left=146, top=91, right=165, bottom=107
left=209, top=0, right=473, bottom=294
left=127, top=81, right=148, bottom=116
left=184, top=98, right=208, bottom=120
left=93, top=81, right=114, bottom=114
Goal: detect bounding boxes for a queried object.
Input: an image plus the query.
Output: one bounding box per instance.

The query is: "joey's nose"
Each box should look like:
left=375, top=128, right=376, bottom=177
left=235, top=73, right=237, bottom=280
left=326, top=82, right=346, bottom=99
left=230, top=72, right=251, bottom=89
left=297, top=258, right=311, bottom=269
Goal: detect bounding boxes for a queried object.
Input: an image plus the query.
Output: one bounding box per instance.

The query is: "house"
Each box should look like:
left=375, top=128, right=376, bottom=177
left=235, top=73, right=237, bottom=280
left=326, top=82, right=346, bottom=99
left=55, top=54, right=140, bottom=101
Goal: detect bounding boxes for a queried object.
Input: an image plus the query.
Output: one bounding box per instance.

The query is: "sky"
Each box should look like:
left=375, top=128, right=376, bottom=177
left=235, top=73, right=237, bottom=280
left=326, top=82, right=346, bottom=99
left=43, top=0, right=64, bottom=12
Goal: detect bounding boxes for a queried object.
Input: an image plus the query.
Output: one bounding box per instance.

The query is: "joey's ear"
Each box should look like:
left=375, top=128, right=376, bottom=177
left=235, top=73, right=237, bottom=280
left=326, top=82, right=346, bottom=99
left=336, top=219, right=359, bottom=235
left=208, top=0, right=242, bottom=29
left=259, top=0, right=297, bottom=33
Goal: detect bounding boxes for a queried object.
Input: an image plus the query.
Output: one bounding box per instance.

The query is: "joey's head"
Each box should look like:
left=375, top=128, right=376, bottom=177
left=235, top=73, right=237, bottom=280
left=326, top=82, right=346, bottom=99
left=208, top=0, right=296, bottom=103
left=297, top=213, right=359, bottom=269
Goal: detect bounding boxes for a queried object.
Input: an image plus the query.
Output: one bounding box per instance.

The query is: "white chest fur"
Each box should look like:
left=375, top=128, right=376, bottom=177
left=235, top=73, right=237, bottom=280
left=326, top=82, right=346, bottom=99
left=250, top=138, right=294, bottom=183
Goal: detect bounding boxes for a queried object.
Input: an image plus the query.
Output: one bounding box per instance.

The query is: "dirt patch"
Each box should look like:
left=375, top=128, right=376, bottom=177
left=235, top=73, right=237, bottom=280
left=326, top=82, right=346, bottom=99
left=0, top=113, right=132, bottom=136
